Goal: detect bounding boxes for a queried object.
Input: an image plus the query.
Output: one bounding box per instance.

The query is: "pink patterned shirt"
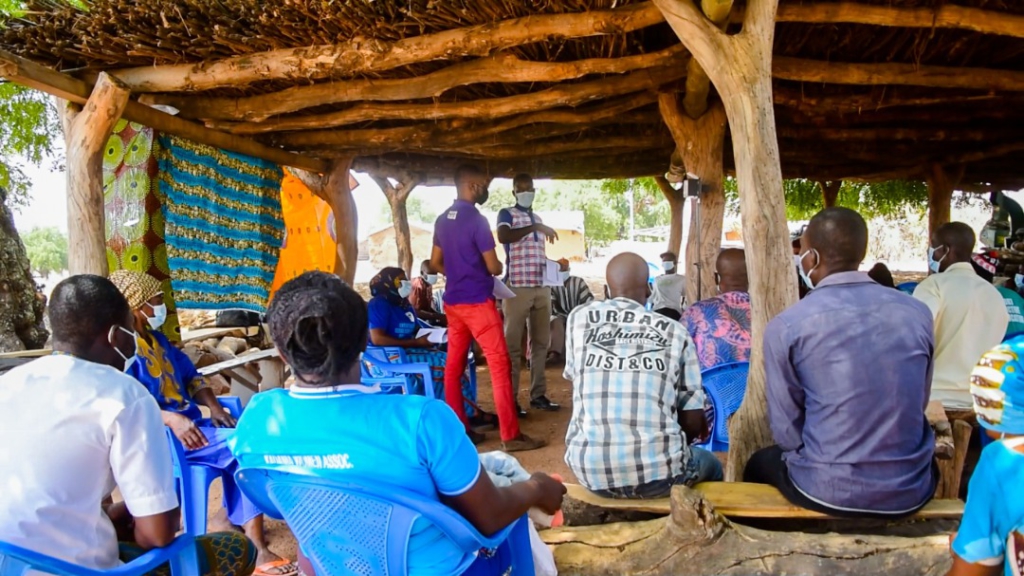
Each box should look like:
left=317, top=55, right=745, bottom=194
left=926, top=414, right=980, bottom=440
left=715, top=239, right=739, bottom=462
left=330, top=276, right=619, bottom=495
left=682, top=291, right=752, bottom=371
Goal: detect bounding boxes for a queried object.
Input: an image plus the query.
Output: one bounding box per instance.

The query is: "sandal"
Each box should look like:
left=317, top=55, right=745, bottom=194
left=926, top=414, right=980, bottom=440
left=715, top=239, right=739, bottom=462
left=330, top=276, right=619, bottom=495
left=254, top=559, right=298, bottom=576
left=467, top=404, right=499, bottom=432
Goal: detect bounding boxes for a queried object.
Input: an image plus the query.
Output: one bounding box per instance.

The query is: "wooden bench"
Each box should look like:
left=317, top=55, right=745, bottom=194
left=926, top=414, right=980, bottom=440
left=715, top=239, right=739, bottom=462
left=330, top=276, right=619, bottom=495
left=564, top=482, right=964, bottom=520
left=197, top=347, right=283, bottom=393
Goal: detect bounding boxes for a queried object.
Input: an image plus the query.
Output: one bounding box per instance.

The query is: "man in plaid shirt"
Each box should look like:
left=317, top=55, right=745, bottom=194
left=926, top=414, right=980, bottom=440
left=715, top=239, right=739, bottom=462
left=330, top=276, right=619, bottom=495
left=564, top=252, right=722, bottom=498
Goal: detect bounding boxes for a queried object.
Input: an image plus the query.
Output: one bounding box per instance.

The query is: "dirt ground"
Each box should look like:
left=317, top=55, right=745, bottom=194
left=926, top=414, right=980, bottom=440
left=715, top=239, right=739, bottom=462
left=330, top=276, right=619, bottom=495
left=211, top=364, right=577, bottom=562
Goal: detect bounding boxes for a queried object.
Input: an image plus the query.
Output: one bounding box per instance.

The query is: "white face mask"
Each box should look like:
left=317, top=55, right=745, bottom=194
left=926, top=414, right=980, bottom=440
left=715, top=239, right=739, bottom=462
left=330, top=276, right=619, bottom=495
left=108, top=325, right=139, bottom=373
left=662, top=261, right=676, bottom=273
left=558, top=270, right=571, bottom=283
left=516, top=191, right=535, bottom=209
left=1016, top=274, right=1024, bottom=290
left=424, top=274, right=438, bottom=286
left=928, top=246, right=947, bottom=274
left=798, top=249, right=820, bottom=290
left=398, top=280, right=413, bottom=299
left=145, top=303, right=168, bottom=330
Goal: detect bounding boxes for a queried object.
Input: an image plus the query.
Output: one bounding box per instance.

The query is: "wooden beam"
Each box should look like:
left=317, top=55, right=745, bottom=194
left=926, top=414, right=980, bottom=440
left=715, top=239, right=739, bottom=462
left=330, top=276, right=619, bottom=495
left=683, top=0, right=734, bottom=118
left=66, top=72, right=129, bottom=276
left=111, top=3, right=666, bottom=93
left=351, top=133, right=674, bottom=160
left=0, top=50, right=328, bottom=173
left=293, top=159, right=358, bottom=283
left=774, top=2, right=1024, bottom=40
left=774, top=57, right=1024, bottom=92
left=150, top=45, right=687, bottom=122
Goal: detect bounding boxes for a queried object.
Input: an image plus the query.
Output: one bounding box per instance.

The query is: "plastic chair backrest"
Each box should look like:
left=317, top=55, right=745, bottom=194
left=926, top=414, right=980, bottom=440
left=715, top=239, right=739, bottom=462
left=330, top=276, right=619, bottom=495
left=235, top=468, right=514, bottom=576
left=361, top=348, right=435, bottom=398
left=701, top=362, right=749, bottom=451
left=896, top=281, right=919, bottom=295
left=0, top=535, right=199, bottom=576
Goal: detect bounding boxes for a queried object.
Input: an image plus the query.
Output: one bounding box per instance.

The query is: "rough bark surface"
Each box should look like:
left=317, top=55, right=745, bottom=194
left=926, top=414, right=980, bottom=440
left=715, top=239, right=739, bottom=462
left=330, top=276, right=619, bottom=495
left=66, top=72, right=129, bottom=276
left=658, top=94, right=727, bottom=305
left=654, top=0, right=797, bottom=480
left=294, top=159, right=358, bottom=284
left=0, top=190, right=48, bottom=352
left=820, top=180, right=841, bottom=208
left=371, top=174, right=422, bottom=277
left=544, top=488, right=951, bottom=576
left=656, top=176, right=684, bottom=260
left=926, top=163, right=963, bottom=241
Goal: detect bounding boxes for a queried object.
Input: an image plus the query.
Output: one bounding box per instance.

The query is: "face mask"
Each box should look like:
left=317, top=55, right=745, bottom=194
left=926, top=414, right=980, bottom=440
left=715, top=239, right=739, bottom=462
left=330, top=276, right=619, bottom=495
left=145, top=303, right=168, bottom=330
left=792, top=254, right=802, bottom=268
left=108, top=325, right=139, bottom=373
left=1016, top=274, right=1024, bottom=290
left=424, top=274, right=438, bottom=286
left=516, top=191, right=535, bottom=209
left=662, top=261, right=676, bottom=273
left=798, top=249, right=819, bottom=290
left=398, top=280, right=413, bottom=299
left=928, top=246, right=947, bottom=274
left=558, top=271, right=570, bottom=283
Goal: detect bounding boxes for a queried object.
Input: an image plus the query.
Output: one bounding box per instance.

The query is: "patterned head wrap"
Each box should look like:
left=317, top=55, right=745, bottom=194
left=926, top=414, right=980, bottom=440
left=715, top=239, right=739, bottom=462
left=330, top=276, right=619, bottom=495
left=110, top=269, right=162, bottom=311
left=369, top=267, right=408, bottom=307
left=970, top=336, right=1024, bottom=435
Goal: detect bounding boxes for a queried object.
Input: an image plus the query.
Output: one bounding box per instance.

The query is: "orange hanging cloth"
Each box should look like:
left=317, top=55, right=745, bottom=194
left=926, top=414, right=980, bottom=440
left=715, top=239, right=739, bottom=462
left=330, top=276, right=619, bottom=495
left=270, top=170, right=338, bottom=296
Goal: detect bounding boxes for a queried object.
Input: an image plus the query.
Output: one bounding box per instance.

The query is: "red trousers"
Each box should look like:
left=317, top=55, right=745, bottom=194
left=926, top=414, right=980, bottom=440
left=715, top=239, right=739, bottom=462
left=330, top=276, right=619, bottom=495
left=445, top=300, right=520, bottom=441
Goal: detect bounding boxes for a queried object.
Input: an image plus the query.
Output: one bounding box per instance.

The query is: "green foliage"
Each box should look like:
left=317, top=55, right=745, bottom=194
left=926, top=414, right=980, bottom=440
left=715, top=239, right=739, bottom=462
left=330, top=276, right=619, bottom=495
left=599, top=178, right=671, bottom=232
left=22, top=226, right=67, bottom=276
left=406, top=194, right=438, bottom=225
left=723, top=177, right=934, bottom=220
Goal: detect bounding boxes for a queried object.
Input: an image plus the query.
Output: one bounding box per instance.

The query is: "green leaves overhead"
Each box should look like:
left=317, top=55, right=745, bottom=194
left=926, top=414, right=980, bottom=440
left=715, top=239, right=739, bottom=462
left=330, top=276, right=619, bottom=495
left=22, top=226, right=67, bottom=276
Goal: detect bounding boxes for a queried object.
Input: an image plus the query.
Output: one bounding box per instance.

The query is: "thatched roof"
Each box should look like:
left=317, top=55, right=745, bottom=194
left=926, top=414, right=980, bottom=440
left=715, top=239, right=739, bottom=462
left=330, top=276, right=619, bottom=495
left=3, top=0, right=1024, bottom=187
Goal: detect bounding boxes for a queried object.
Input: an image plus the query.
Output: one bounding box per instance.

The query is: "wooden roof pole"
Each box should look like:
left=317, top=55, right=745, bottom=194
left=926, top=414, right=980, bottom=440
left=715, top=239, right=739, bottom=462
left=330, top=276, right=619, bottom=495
left=654, top=0, right=795, bottom=480
left=0, top=50, right=328, bottom=174
left=369, top=173, right=424, bottom=278
left=292, top=160, right=358, bottom=284
left=64, top=72, right=129, bottom=276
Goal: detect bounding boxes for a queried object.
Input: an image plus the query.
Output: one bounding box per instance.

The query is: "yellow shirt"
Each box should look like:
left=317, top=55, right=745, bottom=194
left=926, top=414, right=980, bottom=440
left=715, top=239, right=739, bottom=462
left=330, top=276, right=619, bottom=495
left=913, top=262, right=1009, bottom=409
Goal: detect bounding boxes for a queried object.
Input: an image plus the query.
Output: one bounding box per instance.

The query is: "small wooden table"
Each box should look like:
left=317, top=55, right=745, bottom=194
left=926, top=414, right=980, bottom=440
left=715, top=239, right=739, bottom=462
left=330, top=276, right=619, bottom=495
left=197, top=348, right=283, bottom=393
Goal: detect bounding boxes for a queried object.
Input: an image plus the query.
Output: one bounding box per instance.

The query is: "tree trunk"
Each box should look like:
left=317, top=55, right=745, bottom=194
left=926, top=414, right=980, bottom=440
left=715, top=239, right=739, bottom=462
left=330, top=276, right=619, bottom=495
left=294, top=158, right=359, bottom=284
left=654, top=0, right=796, bottom=480
left=656, top=176, right=684, bottom=261
left=371, top=174, right=422, bottom=277
left=65, top=72, right=129, bottom=276
left=0, top=190, right=48, bottom=352
left=820, top=180, right=841, bottom=208
left=926, top=163, right=963, bottom=240
left=658, top=95, right=727, bottom=305
left=544, top=487, right=950, bottom=576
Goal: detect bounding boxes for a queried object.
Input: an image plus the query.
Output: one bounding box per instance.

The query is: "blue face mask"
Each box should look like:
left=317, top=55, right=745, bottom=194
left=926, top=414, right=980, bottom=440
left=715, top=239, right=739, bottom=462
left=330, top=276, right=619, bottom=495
left=1016, top=274, right=1024, bottom=290
left=928, top=246, right=947, bottom=274
left=798, top=249, right=819, bottom=290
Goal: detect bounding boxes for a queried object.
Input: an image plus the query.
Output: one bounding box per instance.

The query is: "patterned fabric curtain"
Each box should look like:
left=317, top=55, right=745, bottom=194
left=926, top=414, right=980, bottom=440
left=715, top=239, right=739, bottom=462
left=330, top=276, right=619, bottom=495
left=103, top=121, right=180, bottom=340
left=156, top=135, right=284, bottom=313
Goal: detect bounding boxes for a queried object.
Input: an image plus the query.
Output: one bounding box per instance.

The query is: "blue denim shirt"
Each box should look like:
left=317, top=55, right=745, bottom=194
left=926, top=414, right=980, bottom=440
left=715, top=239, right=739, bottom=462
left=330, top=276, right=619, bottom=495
left=764, top=271, right=936, bottom=513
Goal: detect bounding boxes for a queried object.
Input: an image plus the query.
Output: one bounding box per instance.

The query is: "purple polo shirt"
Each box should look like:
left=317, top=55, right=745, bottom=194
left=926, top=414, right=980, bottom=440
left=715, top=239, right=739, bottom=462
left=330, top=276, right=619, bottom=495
left=433, top=200, right=496, bottom=305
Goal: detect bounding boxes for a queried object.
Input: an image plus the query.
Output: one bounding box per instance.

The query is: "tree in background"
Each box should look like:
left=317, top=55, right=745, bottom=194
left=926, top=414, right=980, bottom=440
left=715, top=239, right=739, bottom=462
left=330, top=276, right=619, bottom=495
left=600, top=178, right=671, bottom=235
left=22, top=226, right=67, bottom=276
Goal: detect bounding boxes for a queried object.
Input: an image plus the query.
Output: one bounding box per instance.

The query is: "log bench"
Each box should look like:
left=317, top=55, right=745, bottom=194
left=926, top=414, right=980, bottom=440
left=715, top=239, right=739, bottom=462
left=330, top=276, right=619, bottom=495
left=564, top=481, right=964, bottom=520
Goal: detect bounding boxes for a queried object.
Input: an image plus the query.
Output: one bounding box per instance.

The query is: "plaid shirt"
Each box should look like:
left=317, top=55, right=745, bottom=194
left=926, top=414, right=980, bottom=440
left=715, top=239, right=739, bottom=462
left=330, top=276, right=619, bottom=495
left=563, top=298, right=704, bottom=491
left=497, top=206, right=547, bottom=287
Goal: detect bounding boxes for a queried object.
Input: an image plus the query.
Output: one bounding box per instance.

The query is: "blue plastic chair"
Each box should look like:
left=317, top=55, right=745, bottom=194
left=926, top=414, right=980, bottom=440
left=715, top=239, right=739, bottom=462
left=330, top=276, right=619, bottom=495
left=0, top=535, right=200, bottom=576
left=234, top=468, right=533, bottom=576
left=694, top=362, right=749, bottom=452
left=896, top=281, right=919, bottom=295
left=361, top=348, right=435, bottom=398
left=166, top=397, right=244, bottom=535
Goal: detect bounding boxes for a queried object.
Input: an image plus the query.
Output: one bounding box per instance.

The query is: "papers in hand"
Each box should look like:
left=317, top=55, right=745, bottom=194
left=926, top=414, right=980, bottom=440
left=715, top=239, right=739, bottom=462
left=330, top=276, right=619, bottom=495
left=493, top=277, right=516, bottom=299
left=416, top=327, right=448, bottom=345
left=542, top=259, right=563, bottom=287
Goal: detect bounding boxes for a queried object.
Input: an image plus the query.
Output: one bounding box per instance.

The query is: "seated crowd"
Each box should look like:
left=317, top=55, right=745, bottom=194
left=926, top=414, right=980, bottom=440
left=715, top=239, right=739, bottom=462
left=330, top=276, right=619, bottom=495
left=4, top=175, right=1024, bottom=576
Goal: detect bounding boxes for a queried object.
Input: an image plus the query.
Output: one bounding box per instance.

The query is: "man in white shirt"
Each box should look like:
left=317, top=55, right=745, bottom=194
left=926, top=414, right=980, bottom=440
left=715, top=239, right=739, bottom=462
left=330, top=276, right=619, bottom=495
left=914, top=222, right=1009, bottom=409
left=0, top=274, right=256, bottom=576
left=650, top=251, right=686, bottom=320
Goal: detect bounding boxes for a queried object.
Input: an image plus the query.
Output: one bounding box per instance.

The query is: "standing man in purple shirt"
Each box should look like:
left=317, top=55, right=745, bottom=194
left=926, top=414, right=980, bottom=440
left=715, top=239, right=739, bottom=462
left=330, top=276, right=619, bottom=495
left=497, top=173, right=562, bottom=415
left=431, top=165, right=546, bottom=452
left=744, top=207, right=937, bottom=518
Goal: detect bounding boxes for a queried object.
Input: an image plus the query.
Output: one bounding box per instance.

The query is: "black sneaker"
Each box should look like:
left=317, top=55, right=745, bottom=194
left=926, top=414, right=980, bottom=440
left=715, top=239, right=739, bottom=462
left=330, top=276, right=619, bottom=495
left=516, top=404, right=528, bottom=418
left=530, top=396, right=561, bottom=412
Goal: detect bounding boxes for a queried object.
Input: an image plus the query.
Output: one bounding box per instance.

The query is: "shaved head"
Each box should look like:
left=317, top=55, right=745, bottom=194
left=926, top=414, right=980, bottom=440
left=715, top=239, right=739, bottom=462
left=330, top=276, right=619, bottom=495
left=803, top=207, right=868, bottom=270
left=933, top=222, right=976, bottom=255
left=716, top=248, right=748, bottom=294
left=606, top=252, right=650, bottom=304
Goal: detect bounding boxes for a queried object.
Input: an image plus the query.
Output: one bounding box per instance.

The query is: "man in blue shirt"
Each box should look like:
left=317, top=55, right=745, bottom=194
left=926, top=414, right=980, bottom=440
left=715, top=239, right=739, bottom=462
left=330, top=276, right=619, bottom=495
left=744, top=207, right=937, bottom=518
left=230, top=272, right=564, bottom=575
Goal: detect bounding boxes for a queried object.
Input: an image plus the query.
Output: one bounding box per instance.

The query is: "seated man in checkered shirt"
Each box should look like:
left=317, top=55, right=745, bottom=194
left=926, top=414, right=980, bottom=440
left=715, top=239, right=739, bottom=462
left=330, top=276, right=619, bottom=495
left=563, top=252, right=722, bottom=499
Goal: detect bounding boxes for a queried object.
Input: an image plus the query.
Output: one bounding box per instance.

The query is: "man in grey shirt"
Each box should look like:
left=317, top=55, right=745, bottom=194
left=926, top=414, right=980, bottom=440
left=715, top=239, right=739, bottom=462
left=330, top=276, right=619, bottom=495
left=744, top=207, right=936, bottom=518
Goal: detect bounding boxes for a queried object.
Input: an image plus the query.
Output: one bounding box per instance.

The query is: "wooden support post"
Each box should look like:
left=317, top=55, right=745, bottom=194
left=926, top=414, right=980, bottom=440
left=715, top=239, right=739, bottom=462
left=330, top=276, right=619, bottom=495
left=935, top=419, right=973, bottom=500
left=65, top=72, right=129, bottom=276
left=655, top=176, right=685, bottom=259
left=659, top=95, right=727, bottom=305
left=819, top=180, right=842, bottom=208
left=654, top=0, right=796, bottom=480
left=371, top=173, right=423, bottom=277
left=294, top=159, right=358, bottom=284
left=926, top=163, right=964, bottom=240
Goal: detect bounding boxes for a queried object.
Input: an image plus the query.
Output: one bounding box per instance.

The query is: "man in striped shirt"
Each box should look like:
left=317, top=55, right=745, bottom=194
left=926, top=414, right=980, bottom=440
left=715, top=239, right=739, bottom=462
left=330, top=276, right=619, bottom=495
left=563, top=252, right=722, bottom=498
left=547, top=262, right=594, bottom=365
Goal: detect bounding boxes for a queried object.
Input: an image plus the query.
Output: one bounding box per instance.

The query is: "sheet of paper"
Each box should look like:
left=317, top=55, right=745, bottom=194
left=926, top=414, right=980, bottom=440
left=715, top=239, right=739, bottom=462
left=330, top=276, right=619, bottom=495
left=493, top=277, right=516, bottom=299
left=542, top=259, right=563, bottom=287
left=416, top=327, right=448, bottom=345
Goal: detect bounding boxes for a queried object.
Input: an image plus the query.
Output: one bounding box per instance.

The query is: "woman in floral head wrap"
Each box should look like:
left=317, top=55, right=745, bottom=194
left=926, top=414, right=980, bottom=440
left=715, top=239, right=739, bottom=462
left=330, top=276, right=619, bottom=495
left=948, top=336, right=1024, bottom=576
